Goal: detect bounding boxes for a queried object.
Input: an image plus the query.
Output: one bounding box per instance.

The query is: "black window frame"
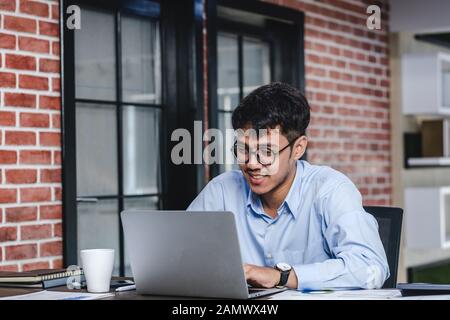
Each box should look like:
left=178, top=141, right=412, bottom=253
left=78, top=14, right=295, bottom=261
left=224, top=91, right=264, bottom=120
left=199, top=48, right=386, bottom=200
left=207, top=0, right=305, bottom=178
left=61, top=0, right=205, bottom=274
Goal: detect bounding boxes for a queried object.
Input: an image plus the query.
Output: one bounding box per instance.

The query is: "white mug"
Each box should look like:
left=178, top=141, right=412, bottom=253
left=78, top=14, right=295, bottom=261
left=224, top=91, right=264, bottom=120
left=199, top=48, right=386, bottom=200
left=80, top=249, right=114, bottom=293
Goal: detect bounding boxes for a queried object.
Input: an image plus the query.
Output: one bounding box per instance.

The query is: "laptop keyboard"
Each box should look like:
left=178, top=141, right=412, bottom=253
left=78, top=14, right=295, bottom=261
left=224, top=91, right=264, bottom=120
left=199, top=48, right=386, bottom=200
left=248, top=288, right=266, bottom=294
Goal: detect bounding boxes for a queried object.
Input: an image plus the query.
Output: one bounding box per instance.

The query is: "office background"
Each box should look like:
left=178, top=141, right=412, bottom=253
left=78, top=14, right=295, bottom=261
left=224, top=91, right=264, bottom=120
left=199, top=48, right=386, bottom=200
left=0, top=0, right=449, bottom=285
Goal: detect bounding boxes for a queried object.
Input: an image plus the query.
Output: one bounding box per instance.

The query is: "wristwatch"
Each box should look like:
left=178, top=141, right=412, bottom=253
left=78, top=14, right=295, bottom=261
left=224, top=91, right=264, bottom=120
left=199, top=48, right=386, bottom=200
left=274, top=262, right=292, bottom=287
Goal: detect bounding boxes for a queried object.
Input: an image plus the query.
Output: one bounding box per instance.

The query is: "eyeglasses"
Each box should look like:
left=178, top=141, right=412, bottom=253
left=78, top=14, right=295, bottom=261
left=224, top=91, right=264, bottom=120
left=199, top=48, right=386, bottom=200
left=231, top=139, right=297, bottom=166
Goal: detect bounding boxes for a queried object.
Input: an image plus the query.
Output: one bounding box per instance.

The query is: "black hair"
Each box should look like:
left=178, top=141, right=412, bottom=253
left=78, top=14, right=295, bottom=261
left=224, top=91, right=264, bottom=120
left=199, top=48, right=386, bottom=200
left=231, top=82, right=310, bottom=142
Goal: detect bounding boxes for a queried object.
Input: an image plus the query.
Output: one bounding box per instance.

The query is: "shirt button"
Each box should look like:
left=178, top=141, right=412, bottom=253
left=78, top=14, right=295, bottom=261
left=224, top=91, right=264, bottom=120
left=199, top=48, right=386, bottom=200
left=266, top=253, right=272, bottom=259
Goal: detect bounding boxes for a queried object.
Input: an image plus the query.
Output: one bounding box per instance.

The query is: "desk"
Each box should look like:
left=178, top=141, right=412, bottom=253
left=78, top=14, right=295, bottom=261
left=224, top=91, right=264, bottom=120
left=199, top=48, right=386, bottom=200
left=1, top=280, right=450, bottom=300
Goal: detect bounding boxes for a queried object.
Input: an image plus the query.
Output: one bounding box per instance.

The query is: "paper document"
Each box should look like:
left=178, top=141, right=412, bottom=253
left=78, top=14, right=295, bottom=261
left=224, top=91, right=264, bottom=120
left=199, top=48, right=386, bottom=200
left=269, top=289, right=402, bottom=300
left=0, top=290, right=114, bottom=300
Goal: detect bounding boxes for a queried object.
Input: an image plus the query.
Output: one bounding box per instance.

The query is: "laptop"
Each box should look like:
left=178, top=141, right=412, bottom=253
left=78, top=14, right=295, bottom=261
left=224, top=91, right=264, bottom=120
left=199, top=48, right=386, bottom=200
left=120, top=210, right=287, bottom=299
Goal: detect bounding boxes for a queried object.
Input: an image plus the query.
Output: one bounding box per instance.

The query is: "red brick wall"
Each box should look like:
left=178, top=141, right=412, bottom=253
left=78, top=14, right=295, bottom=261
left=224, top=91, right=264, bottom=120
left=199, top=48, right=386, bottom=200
left=0, top=0, right=62, bottom=271
left=266, top=0, right=391, bottom=206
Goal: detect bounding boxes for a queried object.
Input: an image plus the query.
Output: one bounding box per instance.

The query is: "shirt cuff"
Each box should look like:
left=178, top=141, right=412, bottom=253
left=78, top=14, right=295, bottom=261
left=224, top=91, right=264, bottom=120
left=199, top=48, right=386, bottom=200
left=292, top=263, right=323, bottom=291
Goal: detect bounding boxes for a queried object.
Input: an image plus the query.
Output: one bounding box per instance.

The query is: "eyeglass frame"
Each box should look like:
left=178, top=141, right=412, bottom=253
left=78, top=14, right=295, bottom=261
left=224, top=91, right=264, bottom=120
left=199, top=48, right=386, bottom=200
left=231, top=137, right=300, bottom=166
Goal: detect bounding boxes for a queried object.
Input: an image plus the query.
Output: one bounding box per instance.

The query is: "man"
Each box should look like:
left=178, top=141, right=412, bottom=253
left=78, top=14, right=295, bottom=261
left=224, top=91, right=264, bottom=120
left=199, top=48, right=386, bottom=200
left=187, top=82, right=389, bottom=290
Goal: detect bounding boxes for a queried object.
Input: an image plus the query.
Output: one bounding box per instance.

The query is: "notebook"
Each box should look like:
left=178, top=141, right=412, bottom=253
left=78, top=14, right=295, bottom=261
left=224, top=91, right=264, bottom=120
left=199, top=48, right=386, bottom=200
left=0, top=269, right=84, bottom=288
left=397, top=283, right=450, bottom=296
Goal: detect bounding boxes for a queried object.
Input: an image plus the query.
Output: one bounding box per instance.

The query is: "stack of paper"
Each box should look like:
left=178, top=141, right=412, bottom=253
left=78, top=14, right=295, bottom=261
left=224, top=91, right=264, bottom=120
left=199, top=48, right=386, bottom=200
left=269, top=289, right=402, bottom=300
left=0, top=290, right=114, bottom=300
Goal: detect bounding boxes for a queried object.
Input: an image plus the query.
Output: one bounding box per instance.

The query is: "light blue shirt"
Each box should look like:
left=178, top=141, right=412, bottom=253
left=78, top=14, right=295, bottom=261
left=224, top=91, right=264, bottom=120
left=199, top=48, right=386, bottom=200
left=187, top=160, right=389, bottom=290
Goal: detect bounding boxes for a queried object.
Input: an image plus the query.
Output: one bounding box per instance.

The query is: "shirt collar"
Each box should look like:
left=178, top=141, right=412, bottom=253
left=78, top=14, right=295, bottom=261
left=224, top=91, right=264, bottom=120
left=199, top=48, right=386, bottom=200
left=246, top=161, right=304, bottom=219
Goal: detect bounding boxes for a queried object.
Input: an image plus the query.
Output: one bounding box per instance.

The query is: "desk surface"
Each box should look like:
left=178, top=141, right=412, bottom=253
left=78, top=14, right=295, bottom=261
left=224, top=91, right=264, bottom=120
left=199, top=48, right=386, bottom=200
left=0, top=280, right=449, bottom=300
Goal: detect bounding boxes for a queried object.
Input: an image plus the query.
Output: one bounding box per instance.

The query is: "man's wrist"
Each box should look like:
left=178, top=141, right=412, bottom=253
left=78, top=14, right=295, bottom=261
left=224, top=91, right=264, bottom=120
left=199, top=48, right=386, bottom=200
left=266, top=268, right=278, bottom=288
left=274, top=262, right=292, bottom=286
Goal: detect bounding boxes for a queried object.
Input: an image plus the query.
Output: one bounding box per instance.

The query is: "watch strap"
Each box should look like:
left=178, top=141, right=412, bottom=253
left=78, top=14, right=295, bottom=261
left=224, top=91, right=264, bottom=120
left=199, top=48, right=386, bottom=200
left=278, top=270, right=289, bottom=286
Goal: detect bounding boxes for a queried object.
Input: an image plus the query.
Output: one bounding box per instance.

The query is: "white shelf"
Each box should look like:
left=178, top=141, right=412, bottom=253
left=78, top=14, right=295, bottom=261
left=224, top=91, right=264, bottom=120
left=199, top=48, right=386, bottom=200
left=405, top=187, right=450, bottom=249
left=408, top=157, right=450, bottom=167
left=402, top=52, right=450, bottom=115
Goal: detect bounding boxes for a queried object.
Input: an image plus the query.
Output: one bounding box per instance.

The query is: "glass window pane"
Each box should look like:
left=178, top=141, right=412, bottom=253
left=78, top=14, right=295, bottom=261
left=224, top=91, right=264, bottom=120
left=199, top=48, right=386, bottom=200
left=75, top=8, right=116, bottom=100
left=124, top=196, right=159, bottom=210
left=442, top=61, right=450, bottom=108
left=76, top=103, right=118, bottom=196
left=218, top=33, right=239, bottom=112
left=123, top=196, right=159, bottom=276
left=218, top=112, right=237, bottom=172
left=122, top=14, right=161, bottom=104
left=446, top=193, right=450, bottom=242
left=243, top=36, right=271, bottom=96
left=122, top=106, right=160, bottom=195
left=77, top=199, right=120, bottom=276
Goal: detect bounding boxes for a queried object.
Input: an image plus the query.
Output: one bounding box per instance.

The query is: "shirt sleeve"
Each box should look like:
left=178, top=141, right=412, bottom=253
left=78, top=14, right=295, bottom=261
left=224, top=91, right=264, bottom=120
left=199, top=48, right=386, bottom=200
left=292, top=181, right=390, bottom=290
left=186, top=179, right=225, bottom=211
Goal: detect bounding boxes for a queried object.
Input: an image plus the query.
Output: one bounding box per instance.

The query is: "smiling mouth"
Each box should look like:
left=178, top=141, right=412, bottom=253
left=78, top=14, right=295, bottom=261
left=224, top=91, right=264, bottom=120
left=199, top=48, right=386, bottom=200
left=247, top=172, right=267, bottom=184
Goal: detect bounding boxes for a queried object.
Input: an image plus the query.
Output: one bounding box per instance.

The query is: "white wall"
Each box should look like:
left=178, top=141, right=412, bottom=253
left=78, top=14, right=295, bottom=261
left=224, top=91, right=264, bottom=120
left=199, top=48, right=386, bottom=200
left=391, top=0, right=450, bottom=33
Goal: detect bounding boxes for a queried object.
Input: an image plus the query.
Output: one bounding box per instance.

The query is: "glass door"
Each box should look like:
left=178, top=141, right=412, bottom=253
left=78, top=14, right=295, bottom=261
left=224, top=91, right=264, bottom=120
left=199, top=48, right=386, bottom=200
left=217, top=32, right=271, bottom=173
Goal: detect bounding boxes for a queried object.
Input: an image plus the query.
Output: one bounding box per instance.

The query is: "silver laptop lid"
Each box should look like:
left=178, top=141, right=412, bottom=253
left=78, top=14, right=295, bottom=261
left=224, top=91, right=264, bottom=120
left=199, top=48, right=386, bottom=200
left=121, top=210, right=250, bottom=299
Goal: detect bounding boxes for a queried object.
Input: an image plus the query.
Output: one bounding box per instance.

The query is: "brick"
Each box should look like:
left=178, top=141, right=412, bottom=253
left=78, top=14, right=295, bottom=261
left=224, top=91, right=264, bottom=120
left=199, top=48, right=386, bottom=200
left=0, top=226, right=17, bottom=242
left=40, top=204, right=61, bottom=220
left=6, top=206, right=37, bottom=222
left=52, top=77, right=60, bottom=92
left=0, top=150, right=17, bottom=164
left=20, top=187, right=52, bottom=203
left=19, top=36, right=50, bottom=53
left=52, top=41, right=60, bottom=56
left=40, top=132, right=60, bottom=146
left=40, top=240, right=62, bottom=257
left=4, top=92, right=36, bottom=108
left=20, top=112, right=50, bottom=128
left=5, top=244, right=37, bottom=260
left=23, top=261, right=50, bottom=271
left=52, top=114, right=61, bottom=128
left=39, top=95, right=60, bottom=110
left=54, top=223, right=62, bottom=237
left=20, top=0, right=49, bottom=18
left=0, top=265, right=19, bottom=271
left=19, top=75, right=49, bottom=90
left=5, top=131, right=36, bottom=145
left=52, top=258, right=63, bottom=269
left=39, top=58, right=59, bottom=73
left=53, top=151, right=61, bottom=165
left=0, top=72, right=16, bottom=88
left=41, top=168, right=61, bottom=183
left=20, top=150, right=51, bottom=164
left=39, top=21, right=59, bottom=37
left=51, top=4, right=59, bottom=20
left=4, top=15, right=37, bottom=34
left=54, top=187, right=62, bottom=201
left=5, top=54, right=36, bottom=71
left=0, top=33, right=16, bottom=49
left=5, top=169, right=37, bottom=184
left=0, top=111, right=15, bottom=126
left=21, top=224, right=52, bottom=240
left=0, top=188, right=17, bottom=203
left=0, top=0, right=15, bottom=11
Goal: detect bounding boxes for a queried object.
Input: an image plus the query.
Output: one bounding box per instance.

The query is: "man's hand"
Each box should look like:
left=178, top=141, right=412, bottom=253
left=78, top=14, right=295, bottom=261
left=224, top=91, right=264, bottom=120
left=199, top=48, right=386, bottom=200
left=243, top=264, right=280, bottom=288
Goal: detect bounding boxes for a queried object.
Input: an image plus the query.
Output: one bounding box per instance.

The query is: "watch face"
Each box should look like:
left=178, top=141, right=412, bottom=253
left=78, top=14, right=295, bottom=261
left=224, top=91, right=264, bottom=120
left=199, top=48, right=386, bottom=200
left=276, top=262, right=291, bottom=272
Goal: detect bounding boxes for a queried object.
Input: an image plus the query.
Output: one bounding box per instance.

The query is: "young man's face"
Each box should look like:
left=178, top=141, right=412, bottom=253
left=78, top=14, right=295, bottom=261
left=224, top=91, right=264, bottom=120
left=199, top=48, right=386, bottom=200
left=236, top=126, right=305, bottom=196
